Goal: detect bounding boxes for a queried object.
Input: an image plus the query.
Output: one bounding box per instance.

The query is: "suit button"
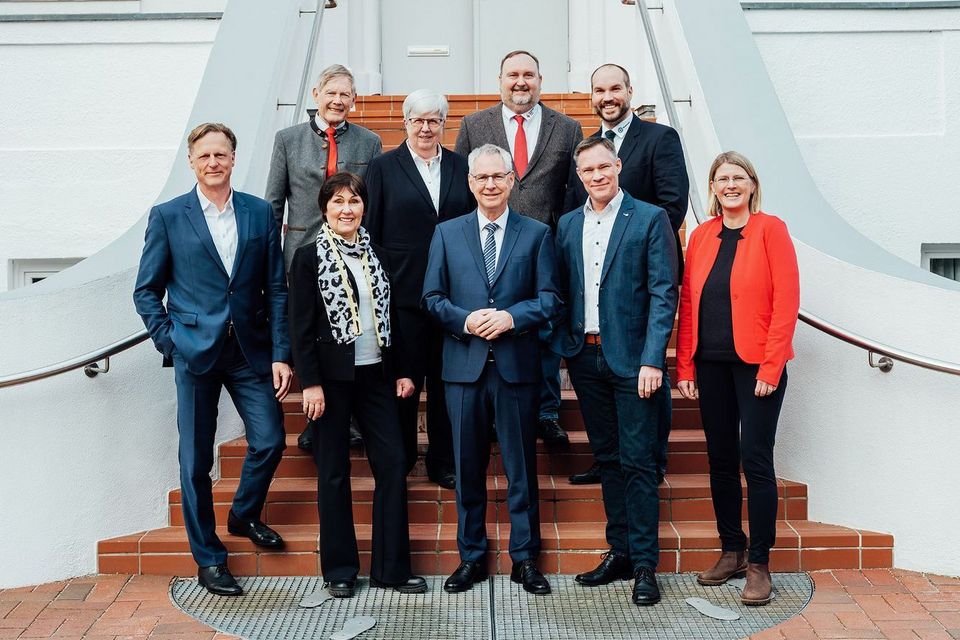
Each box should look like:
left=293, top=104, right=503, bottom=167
left=733, top=294, right=739, bottom=300
left=488, top=298, right=494, bottom=304
left=577, top=322, right=583, bottom=329
left=229, top=290, right=234, bottom=295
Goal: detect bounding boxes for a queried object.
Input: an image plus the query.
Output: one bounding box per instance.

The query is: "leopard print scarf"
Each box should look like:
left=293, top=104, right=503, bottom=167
left=315, top=223, right=391, bottom=347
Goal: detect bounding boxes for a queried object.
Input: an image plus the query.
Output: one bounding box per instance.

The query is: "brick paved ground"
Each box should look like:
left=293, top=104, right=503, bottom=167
left=0, top=569, right=957, bottom=639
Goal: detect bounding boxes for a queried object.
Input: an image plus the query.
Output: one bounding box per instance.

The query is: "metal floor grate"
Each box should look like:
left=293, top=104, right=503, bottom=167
left=170, top=573, right=812, bottom=640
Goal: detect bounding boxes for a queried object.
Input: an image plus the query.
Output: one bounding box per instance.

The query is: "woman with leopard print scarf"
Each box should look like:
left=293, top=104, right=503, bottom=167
left=288, top=172, right=427, bottom=598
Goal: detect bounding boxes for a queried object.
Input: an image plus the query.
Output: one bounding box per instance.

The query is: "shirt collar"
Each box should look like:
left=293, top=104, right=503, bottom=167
left=502, top=103, right=540, bottom=123
left=196, top=184, right=234, bottom=215
left=479, top=207, right=509, bottom=230
left=406, top=140, right=442, bottom=166
left=601, top=112, right=634, bottom=140
left=584, top=189, right=624, bottom=217
left=314, top=114, right=347, bottom=132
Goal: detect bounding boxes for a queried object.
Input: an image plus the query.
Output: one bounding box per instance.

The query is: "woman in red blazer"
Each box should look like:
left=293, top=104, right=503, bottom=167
left=676, top=151, right=799, bottom=605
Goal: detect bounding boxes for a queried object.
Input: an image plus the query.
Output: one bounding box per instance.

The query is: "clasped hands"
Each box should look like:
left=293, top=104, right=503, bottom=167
left=465, top=308, right=514, bottom=340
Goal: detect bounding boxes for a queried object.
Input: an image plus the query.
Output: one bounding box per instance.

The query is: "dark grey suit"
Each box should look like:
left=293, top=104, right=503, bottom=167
left=454, top=104, right=583, bottom=228
left=265, top=121, right=382, bottom=268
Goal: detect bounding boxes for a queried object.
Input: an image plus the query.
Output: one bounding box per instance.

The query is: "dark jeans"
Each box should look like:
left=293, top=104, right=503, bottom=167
left=313, top=364, right=412, bottom=584
left=173, top=335, right=285, bottom=568
left=566, top=344, right=661, bottom=570
left=695, top=359, right=787, bottom=565
left=446, top=360, right=540, bottom=563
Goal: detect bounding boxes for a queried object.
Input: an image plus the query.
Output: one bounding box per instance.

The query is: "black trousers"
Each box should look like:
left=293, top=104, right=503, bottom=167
left=312, top=364, right=412, bottom=584
left=695, top=359, right=787, bottom=565
left=398, top=322, right=454, bottom=475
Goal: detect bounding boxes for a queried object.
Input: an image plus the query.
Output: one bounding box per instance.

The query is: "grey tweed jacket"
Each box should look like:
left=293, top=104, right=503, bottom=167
left=265, top=120, right=382, bottom=268
left=454, top=103, right=582, bottom=227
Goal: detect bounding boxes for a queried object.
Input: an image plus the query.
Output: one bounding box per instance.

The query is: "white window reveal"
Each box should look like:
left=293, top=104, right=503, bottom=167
left=8, top=258, right=83, bottom=289
left=921, top=243, right=960, bottom=283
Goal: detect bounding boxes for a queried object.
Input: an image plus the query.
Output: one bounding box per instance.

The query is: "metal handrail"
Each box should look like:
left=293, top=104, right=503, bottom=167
left=633, top=0, right=960, bottom=376
left=0, top=330, right=149, bottom=388
left=292, top=0, right=327, bottom=125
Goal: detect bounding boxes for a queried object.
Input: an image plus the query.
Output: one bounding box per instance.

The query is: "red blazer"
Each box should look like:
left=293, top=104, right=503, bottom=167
left=677, top=212, right=800, bottom=386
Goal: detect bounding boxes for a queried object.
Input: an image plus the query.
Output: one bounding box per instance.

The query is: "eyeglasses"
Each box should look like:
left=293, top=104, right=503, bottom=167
left=407, top=117, right=444, bottom=129
left=712, top=175, right=752, bottom=187
left=470, top=172, right=513, bottom=185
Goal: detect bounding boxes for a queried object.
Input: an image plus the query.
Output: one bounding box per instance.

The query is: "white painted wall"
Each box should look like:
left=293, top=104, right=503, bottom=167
left=0, top=18, right=218, bottom=292
left=746, top=9, right=960, bottom=265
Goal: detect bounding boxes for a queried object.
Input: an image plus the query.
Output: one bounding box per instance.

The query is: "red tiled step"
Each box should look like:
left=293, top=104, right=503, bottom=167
left=168, top=472, right=808, bottom=526
left=97, top=520, right=893, bottom=577
left=281, top=387, right=703, bottom=434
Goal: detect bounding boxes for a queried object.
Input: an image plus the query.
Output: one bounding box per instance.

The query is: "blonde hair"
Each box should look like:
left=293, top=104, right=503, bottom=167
left=187, top=122, right=236, bottom=154
left=706, top=151, right=762, bottom=217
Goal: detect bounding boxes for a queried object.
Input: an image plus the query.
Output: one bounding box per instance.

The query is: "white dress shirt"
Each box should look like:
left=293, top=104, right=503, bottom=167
left=582, top=189, right=624, bottom=334
left=502, top=103, right=541, bottom=166
left=196, top=184, right=238, bottom=275
left=342, top=253, right=382, bottom=365
left=600, top=112, right=634, bottom=154
left=407, top=141, right=442, bottom=211
left=314, top=115, right=346, bottom=133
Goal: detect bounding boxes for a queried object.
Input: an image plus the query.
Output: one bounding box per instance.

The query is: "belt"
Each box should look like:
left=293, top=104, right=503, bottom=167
left=486, top=350, right=496, bottom=363
left=584, top=333, right=601, bottom=345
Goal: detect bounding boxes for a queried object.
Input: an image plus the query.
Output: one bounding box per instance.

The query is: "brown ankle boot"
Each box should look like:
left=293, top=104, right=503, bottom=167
left=741, top=562, right=772, bottom=605
left=697, top=551, right=747, bottom=586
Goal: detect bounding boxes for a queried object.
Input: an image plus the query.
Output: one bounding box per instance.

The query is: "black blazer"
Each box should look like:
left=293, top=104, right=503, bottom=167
left=564, top=117, right=689, bottom=274
left=288, top=241, right=409, bottom=388
left=363, top=144, right=475, bottom=312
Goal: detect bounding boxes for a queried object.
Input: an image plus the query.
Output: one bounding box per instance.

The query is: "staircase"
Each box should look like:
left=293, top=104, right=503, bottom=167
left=97, top=94, right=894, bottom=577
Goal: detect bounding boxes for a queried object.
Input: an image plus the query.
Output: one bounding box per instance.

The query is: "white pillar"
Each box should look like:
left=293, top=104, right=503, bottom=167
left=347, top=0, right=382, bottom=94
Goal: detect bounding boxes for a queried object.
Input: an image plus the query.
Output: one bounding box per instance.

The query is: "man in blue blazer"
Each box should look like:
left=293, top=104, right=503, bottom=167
left=552, top=137, right=678, bottom=606
left=422, top=144, right=560, bottom=596
left=134, top=123, right=292, bottom=596
left=564, top=63, right=690, bottom=487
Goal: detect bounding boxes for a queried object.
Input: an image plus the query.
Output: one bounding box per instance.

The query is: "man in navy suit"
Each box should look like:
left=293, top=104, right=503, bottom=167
left=422, top=144, right=560, bottom=595
left=134, top=123, right=292, bottom=596
left=564, top=63, right=689, bottom=487
left=553, top=137, right=678, bottom=606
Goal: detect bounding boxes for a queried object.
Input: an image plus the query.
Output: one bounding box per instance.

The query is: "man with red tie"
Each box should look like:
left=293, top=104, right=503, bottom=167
left=455, top=51, right=583, bottom=445
left=266, top=63, right=381, bottom=450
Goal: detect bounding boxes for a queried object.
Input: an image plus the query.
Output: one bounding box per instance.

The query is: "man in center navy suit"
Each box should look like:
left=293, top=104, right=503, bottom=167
left=564, top=63, right=689, bottom=487
left=134, top=123, right=291, bottom=597
left=553, top=137, right=678, bottom=606
left=422, top=144, right=560, bottom=596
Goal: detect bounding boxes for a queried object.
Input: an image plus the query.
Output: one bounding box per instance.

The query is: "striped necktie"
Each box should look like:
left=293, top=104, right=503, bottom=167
left=483, top=222, right=498, bottom=284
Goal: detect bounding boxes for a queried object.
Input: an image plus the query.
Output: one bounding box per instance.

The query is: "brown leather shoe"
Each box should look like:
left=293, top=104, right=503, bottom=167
left=696, top=550, right=747, bottom=586
left=741, top=562, right=773, bottom=606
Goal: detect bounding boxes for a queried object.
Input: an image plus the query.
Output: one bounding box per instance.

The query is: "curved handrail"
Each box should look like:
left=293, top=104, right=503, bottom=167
left=0, top=330, right=149, bottom=388
left=633, top=0, right=960, bottom=376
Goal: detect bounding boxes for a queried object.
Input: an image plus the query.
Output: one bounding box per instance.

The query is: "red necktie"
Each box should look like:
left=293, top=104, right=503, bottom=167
left=325, top=127, right=338, bottom=178
left=513, top=114, right=528, bottom=178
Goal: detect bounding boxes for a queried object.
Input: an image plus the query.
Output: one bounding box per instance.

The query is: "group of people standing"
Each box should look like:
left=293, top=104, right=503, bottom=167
left=133, top=49, right=800, bottom=610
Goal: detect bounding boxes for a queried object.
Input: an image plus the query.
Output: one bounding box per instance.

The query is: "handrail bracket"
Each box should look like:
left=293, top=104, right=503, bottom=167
left=84, top=357, right=111, bottom=378
left=868, top=351, right=894, bottom=373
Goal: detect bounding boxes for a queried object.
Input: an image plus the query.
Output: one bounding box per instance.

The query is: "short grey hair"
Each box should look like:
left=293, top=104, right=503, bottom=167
left=402, top=89, right=449, bottom=120
left=467, top=144, right=514, bottom=174
left=315, top=63, right=355, bottom=94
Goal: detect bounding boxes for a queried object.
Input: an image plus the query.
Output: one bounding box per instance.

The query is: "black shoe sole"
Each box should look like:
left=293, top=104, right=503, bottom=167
left=370, top=579, right=428, bottom=594
left=327, top=585, right=355, bottom=598
left=226, top=526, right=285, bottom=549
left=510, top=575, right=551, bottom=595
left=568, top=476, right=601, bottom=485
left=575, top=574, right=632, bottom=586
left=443, top=574, right=487, bottom=593
left=633, top=595, right=661, bottom=606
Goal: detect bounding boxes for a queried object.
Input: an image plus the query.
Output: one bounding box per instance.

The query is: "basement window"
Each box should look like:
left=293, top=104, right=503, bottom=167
left=8, top=258, right=83, bottom=290
left=921, top=243, right=960, bottom=282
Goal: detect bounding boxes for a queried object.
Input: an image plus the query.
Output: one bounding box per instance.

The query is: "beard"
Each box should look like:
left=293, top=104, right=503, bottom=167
left=506, top=90, right=533, bottom=108
left=595, top=101, right=630, bottom=124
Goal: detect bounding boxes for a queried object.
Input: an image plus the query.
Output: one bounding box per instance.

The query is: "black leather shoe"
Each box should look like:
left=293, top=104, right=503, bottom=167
left=198, top=564, right=243, bottom=596
left=510, top=559, right=551, bottom=595
left=575, top=550, right=633, bottom=586
left=226, top=511, right=285, bottom=549
left=537, top=418, right=569, bottom=445
left=349, top=422, right=363, bottom=448
left=568, top=462, right=601, bottom=485
left=297, top=426, right=313, bottom=452
left=632, top=567, right=661, bottom=606
left=427, top=468, right=456, bottom=490
left=443, top=561, right=487, bottom=593
left=657, top=469, right=666, bottom=485
left=370, top=575, right=428, bottom=594
left=325, top=579, right=355, bottom=598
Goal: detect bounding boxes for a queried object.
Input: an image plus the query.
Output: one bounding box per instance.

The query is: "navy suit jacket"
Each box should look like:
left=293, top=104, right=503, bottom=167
left=564, top=116, right=689, bottom=275
left=133, top=188, right=291, bottom=376
left=551, top=192, right=678, bottom=378
left=421, top=210, right=561, bottom=384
